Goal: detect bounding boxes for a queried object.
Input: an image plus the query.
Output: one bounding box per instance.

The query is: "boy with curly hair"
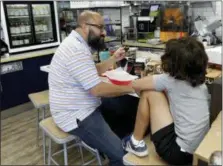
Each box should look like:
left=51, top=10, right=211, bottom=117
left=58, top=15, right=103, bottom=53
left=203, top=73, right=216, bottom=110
left=123, top=37, right=210, bottom=165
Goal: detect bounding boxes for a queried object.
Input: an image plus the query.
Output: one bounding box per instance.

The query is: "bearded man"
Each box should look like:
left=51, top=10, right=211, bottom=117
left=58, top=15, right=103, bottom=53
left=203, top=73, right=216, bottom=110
left=48, top=11, right=134, bottom=166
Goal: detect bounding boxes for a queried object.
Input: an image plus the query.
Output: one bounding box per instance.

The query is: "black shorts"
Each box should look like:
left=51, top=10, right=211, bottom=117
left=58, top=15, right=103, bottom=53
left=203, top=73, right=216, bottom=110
left=151, top=123, right=193, bottom=165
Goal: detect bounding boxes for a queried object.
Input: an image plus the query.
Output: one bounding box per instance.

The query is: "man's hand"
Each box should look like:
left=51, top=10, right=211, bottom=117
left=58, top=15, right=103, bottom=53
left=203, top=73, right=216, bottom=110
left=112, top=47, right=126, bottom=62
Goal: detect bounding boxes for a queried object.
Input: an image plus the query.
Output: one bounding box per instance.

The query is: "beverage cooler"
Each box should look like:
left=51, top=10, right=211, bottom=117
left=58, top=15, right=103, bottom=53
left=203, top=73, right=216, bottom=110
left=1, top=1, right=60, bottom=54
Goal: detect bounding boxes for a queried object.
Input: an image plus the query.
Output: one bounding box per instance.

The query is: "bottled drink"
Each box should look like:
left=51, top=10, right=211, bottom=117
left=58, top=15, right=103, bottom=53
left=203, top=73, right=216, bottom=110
left=20, top=8, right=25, bottom=16
left=25, top=22, right=30, bottom=33
left=20, top=23, right=26, bottom=33
left=24, top=9, right=28, bottom=16
left=14, top=7, right=19, bottom=16
left=45, top=6, right=49, bottom=15
left=24, top=38, right=29, bottom=44
left=15, top=37, right=19, bottom=46
left=15, top=22, right=20, bottom=34
left=19, top=36, right=24, bottom=45
left=12, top=37, right=17, bottom=46
left=43, top=20, right=48, bottom=31
left=10, top=22, right=15, bottom=34
left=40, top=6, right=44, bottom=15
left=11, top=6, right=15, bottom=16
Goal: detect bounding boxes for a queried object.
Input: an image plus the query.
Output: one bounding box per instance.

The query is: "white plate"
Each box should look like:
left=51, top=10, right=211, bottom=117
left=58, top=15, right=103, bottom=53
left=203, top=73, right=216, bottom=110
left=103, top=68, right=138, bottom=81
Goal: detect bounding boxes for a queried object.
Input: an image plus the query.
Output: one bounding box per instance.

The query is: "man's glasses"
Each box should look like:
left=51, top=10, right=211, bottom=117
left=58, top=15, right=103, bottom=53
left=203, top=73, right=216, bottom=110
left=86, top=23, right=104, bottom=32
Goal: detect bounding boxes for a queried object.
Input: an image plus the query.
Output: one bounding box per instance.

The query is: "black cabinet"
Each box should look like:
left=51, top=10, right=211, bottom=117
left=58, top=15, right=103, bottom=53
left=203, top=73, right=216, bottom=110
left=1, top=54, right=53, bottom=111
left=209, top=78, right=222, bottom=124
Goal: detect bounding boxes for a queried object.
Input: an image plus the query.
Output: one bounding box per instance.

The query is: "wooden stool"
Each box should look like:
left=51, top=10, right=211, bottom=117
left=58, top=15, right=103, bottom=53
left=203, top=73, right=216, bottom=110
left=40, top=117, right=103, bottom=165
left=28, top=90, right=49, bottom=145
left=123, top=136, right=167, bottom=165
left=193, top=111, right=222, bottom=166
left=206, top=68, right=222, bottom=84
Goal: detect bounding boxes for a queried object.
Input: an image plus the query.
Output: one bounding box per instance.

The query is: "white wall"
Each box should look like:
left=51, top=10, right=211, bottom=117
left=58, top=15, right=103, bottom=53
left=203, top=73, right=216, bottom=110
left=191, top=1, right=221, bottom=37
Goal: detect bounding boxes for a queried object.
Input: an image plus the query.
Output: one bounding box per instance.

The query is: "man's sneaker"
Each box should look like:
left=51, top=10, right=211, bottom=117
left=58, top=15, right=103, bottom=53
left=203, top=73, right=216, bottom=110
left=122, top=135, right=149, bottom=157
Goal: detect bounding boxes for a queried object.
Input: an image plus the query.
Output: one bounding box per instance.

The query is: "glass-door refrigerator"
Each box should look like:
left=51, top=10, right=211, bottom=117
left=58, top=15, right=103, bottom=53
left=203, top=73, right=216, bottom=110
left=1, top=1, right=60, bottom=54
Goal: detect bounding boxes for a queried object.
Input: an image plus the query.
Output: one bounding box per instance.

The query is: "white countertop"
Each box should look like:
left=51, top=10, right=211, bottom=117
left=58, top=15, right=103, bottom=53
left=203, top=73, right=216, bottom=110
left=205, top=46, right=221, bottom=65
left=1, top=47, right=58, bottom=63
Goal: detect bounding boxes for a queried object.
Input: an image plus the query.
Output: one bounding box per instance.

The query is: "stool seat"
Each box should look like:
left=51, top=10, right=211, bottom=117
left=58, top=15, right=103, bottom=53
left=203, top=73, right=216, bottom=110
left=39, top=117, right=76, bottom=144
left=28, top=90, right=49, bottom=109
left=123, top=136, right=167, bottom=165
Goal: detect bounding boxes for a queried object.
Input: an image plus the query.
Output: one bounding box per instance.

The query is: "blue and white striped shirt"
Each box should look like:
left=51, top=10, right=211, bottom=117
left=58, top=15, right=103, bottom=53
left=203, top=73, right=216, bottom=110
left=48, top=30, right=102, bottom=132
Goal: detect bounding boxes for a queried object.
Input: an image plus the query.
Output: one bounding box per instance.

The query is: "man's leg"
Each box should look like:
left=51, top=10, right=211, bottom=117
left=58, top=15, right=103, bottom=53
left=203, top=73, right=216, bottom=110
left=100, top=95, right=139, bottom=139
left=123, top=91, right=173, bottom=157
left=69, top=109, right=125, bottom=166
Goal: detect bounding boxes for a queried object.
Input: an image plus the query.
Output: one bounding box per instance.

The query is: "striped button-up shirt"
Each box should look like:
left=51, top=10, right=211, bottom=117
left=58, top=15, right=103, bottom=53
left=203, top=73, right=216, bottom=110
left=48, top=30, right=101, bottom=132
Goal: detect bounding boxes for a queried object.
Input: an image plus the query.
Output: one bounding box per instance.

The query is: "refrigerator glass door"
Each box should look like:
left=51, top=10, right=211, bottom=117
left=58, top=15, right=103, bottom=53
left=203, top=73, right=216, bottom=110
left=32, top=3, right=56, bottom=44
left=5, top=3, right=33, bottom=47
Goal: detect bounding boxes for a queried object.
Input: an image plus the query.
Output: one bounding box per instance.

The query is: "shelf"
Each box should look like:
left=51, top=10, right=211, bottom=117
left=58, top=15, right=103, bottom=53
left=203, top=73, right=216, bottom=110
left=33, top=15, right=51, bottom=18
left=105, top=23, right=121, bottom=26
left=8, top=15, right=29, bottom=19
left=11, top=33, right=31, bottom=37
left=66, top=22, right=77, bottom=25
left=138, top=32, right=152, bottom=33
left=122, top=40, right=165, bottom=49
left=36, top=31, right=52, bottom=34
left=105, top=37, right=120, bottom=43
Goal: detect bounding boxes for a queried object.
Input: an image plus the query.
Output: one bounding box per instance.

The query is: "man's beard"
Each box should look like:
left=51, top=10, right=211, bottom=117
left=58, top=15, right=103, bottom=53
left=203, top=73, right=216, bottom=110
left=87, top=29, right=106, bottom=51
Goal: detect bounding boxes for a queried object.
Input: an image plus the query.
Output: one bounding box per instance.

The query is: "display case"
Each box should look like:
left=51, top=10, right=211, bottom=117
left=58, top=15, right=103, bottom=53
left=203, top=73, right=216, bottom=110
left=1, top=1, right=60, bottom=54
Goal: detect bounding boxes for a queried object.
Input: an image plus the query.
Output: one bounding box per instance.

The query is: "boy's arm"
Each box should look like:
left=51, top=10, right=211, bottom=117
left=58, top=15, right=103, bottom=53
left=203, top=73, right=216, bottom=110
left=131, top=74, right=169, bottom=92
left=90, top=82, right=134, bottom=97
left=131, top=75, right=156, bottom=91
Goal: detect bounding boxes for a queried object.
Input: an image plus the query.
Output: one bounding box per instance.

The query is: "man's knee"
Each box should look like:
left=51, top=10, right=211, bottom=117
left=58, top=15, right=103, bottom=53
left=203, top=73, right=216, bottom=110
left=111, top=144, right=125, bottom=160
left=108, top=146, right=125, bottom=164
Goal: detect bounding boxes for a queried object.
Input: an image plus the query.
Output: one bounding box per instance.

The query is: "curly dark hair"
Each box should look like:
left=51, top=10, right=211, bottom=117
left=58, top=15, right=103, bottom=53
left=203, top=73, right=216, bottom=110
left=161, top=37, right=208, bottom=87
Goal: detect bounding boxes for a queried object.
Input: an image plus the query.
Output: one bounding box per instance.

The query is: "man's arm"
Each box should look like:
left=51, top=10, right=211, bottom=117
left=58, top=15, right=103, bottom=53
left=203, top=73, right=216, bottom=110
left=90, top=82, right=134, bottom=97
left=96, top=56, right=116, bottom=75
left=96, top=47, right=126, bottom=75
left=67, top=50, right=134, bottom=97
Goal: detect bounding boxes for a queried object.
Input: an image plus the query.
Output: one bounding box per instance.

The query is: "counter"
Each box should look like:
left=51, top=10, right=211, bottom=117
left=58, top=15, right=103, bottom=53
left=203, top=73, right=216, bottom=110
left=1, top=42, right=221, bottom=111
left=1, top=49, right=54, bottom=111
left=123, top=40, right=165, bottom=49
left=193, top=111, right=222, bottom=165
left=1, top=47, right=58, bottom=63
left=123, top=40, right=222, bottom=65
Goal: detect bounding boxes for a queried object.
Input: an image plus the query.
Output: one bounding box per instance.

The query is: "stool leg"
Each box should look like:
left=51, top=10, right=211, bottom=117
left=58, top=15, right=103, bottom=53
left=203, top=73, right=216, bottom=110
left=36, top=109, right=40, bottom=146
left=63, top=144, right=68, bottom=165
left=95, top=150, right=102, bottom=166
left=48, top=138, right=51, bottom=165
left=42, top=107, right=46, bottom=120
left=78, top=144, right=84, bottom=164
left=42, top=130, right=46, bottom=165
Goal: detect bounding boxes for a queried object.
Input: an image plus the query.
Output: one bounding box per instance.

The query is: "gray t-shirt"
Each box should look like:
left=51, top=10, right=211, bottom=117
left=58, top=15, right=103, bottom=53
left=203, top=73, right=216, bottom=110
left=153, top=73, right=210, bottom=154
